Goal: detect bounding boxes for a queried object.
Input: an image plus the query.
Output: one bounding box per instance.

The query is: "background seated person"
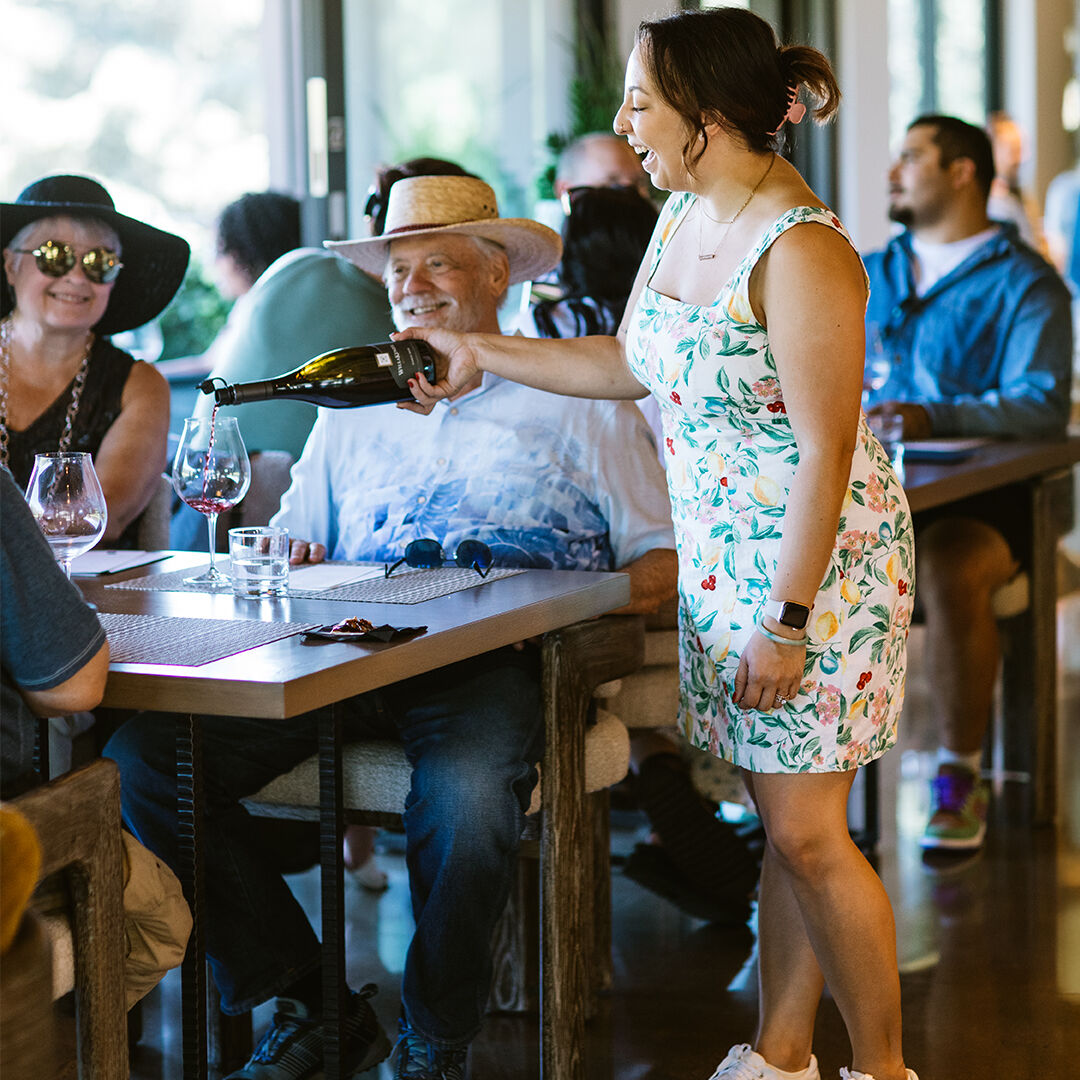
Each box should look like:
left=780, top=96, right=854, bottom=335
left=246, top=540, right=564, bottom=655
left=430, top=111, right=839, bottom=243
left=2, top=464, right=191, bottom=1009
left=0, top=175, right=189, bottom=546
left=191, top=160, right=471, bottom=466
left=106, top=174, right=677, bottom=1080
left=863, top=114, right=1072, bottom=855
left=554, top=131, right=655, bottom=203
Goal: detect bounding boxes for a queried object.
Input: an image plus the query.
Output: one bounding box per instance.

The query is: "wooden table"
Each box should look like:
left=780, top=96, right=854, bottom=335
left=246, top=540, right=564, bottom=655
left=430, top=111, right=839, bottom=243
left=81, top=559, right=642, bottom=1080
left=901, top=436, right=1080, bottom=825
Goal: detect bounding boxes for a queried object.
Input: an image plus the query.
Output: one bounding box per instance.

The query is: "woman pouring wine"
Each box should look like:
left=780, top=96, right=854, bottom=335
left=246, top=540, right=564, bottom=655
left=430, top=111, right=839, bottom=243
left=400, top=8, right=917, bottom=1080
left=1, top=174, right=189, bottom=547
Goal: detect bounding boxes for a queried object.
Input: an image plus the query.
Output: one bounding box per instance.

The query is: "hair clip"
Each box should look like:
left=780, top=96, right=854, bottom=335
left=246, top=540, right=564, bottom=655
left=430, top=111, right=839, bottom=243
left=772, top=84, right=807, bottom=136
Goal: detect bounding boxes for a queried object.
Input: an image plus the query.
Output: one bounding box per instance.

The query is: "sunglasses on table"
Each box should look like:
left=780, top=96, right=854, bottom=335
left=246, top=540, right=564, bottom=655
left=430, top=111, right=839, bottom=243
left=384, top=538, right=493, bottom=579
left=11, top=239, right=124, bottom=284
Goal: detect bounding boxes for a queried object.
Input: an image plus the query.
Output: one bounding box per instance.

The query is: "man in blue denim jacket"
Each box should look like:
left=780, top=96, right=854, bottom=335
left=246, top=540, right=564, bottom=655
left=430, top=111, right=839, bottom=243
left=863, top=115, right=1072, bottom=856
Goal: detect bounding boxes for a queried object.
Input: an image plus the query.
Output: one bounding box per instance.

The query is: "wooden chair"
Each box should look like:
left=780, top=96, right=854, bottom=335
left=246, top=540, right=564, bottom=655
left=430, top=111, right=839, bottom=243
left=12, top=759, right=128, bottom=1079
left=227, top=450, right=295, bottom=531
left=135, top=472, right=174, bottom=550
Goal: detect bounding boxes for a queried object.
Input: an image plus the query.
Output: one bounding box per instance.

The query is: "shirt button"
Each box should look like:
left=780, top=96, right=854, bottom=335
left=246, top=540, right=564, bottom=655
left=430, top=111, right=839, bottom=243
left=436, top=457, right=446, bottom=466
left=417, top=495, right=426, bottom=503
left=449, top=407, right=459, bottom=416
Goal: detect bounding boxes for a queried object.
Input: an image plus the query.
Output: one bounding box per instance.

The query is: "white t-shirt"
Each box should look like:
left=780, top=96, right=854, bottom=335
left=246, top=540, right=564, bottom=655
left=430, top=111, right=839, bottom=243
left=910, top=227, right=1000, bottom=296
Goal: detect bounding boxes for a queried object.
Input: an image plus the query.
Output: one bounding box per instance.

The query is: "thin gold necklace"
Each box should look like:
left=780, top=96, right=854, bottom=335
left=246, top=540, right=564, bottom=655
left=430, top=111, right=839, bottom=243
left=697, top=153, right=776, bottom=261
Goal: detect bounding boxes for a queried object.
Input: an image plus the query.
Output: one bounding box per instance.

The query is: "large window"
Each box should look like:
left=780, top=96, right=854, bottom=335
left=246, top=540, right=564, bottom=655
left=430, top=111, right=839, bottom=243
left=341, top=0, right=575, bottom=225
left=888, top=0, right=996, bottom=148
left=3, top=0, right=268, bottom=263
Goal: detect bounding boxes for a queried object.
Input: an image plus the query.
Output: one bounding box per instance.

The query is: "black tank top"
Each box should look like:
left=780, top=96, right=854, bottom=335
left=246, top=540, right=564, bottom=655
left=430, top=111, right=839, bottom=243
left=6, top=338, right=142, bottom=548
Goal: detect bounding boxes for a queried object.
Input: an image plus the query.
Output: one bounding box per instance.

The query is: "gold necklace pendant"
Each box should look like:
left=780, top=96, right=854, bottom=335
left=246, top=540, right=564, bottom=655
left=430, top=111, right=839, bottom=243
left=696, top=153, right=777, bottom=262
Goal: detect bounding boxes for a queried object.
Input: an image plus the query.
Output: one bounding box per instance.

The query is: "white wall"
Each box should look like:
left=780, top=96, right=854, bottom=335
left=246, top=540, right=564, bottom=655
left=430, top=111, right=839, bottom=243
left=835, top=0, right=892, bottom=253
left=614, top=0, right=677, bottom=66
left=1002, top=0, right=1075, bottom=200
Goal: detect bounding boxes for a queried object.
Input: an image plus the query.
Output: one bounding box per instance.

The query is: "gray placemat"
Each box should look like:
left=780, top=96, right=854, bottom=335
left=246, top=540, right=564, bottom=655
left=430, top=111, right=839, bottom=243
left=287, top=566, right=525, bottom=604
left=105, top=563, right=244, bottom=594
left=98, top=612, right=318, bottom=667
left=108, top=563, right=525, bottom=604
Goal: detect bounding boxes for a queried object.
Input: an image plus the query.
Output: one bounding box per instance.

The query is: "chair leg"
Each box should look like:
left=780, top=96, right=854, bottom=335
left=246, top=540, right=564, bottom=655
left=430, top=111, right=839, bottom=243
left=488, top=830, right=540, bottom=1014
left=207, top=976, right=252, bottom=1072
left=590, top=791, right=613, bottom=997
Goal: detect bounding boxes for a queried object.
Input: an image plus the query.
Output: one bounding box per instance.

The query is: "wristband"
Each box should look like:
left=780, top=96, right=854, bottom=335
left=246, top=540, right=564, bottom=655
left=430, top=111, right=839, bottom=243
left=756, top=618, right=807, bottom=646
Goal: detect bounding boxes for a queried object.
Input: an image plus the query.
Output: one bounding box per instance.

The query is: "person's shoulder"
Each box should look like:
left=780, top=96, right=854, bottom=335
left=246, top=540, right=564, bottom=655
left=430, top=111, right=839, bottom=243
left=994, top=227, right=1069, bottom=289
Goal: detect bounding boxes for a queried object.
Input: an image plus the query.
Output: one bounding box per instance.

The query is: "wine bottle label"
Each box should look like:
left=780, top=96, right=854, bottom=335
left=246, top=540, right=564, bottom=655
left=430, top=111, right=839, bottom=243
left=375, top=351, right=393, bottom=368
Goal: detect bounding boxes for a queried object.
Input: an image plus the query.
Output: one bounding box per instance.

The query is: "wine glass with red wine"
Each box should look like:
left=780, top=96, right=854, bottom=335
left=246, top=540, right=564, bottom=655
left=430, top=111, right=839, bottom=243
left=171, top=415, right=251, bottom=588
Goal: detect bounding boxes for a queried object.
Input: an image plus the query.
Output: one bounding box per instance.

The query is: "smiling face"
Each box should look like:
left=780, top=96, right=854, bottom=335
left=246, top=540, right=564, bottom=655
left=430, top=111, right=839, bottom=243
left=4, top=215, right=118, bottom=334
left=385, top=232, right=508, bottom=335
left=613, top=45, right=697, bottom=193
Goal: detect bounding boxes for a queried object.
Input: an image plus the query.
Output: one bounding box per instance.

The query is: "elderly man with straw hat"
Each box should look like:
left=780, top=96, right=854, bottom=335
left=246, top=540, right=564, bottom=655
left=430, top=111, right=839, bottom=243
left=106, top=174, right=676, bottom=1080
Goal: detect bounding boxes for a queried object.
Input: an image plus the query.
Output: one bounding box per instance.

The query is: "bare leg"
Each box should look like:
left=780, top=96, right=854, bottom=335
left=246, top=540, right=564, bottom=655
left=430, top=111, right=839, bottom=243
left=752, top=841, right=824, bottom=1069
left=918, top=517, right=1017, bottom=754
left=747, top=769, right=908, bottom=1080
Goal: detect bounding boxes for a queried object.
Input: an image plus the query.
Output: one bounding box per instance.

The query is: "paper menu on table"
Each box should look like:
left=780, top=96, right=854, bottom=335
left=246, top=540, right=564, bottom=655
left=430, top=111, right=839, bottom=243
left=288, top=562, right=385, bottom=590
left=901, top=438, right=994, bottom=462
left=70, top=550, right=172, bottom=576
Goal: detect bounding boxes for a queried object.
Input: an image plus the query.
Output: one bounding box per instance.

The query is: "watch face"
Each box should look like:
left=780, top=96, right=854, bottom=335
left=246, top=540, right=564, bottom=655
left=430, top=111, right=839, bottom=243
left=779, top=602, right=810, bottom=630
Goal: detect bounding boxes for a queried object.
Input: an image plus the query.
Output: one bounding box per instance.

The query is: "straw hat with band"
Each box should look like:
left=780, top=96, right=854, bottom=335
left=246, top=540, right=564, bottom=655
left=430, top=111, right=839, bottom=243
left=326, top=175, right=562, bottom=285
left=1, top=174, right=190, bottom=336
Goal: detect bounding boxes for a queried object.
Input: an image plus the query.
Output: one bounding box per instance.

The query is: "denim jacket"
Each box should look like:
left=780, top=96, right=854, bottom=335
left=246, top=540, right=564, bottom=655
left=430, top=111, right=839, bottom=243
left=863, top=224, right=1073, bottom=437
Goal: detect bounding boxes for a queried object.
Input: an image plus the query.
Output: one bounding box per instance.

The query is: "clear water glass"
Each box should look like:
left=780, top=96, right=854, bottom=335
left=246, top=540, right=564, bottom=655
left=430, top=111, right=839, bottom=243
left=229, top=526, right=289, bottom=597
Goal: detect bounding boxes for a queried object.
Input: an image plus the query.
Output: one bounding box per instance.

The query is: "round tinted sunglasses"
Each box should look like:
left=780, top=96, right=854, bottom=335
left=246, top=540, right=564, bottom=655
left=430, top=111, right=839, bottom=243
left=384, top=538, right=493, bottom=579
left=11, top=239, right=124, bottom=284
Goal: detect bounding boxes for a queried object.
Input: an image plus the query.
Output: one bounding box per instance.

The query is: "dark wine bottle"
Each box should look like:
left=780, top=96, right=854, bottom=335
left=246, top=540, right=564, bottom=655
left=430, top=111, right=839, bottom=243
left=200, top=340, right=436, bottom=409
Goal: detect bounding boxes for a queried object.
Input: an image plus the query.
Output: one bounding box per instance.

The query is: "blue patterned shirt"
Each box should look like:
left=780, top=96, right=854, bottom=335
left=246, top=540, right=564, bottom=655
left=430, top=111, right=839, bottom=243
left=272, top=373, right=674, bottom=569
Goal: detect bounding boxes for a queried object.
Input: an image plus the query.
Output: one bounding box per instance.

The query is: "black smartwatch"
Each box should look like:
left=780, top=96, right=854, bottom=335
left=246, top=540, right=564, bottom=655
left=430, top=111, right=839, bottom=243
left=763, top=599, right=811, bottom=630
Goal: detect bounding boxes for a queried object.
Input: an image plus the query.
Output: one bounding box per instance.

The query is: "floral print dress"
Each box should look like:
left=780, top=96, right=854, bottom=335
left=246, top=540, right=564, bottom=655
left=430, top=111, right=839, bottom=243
left=626, top=198, right=915, bottom=773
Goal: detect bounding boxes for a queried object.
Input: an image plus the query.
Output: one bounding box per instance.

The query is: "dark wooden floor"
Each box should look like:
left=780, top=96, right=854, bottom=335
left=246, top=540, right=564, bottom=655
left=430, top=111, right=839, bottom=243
left=129, top=592, right=1080, bottom=1080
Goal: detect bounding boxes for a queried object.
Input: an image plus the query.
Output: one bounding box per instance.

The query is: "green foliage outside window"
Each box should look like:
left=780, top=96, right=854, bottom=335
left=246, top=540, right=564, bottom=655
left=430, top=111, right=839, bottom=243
left=156, top=257, right=232, bottom=361
left=536, top=19, right=625, bottom=201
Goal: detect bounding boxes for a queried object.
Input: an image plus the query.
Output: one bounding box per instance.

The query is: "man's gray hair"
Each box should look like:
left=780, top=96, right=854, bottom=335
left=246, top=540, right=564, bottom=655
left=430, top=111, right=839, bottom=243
left=465, top=234, right=510, bottom=308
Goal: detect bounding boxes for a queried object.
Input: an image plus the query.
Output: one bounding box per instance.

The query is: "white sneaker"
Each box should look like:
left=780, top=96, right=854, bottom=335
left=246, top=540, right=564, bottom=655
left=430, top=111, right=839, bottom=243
left=839, top=1069, right=919, bottom=1080
left=709, top=1044, right=821, bottom=1080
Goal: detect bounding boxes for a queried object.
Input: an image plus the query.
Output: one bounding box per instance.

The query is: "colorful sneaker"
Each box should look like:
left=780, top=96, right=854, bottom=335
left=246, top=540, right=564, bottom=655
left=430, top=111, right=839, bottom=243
left=392, top=1018, right=467, bottom=1079
left=708, top=1043, right=820, bottom=1080
left=919, top=765, right=989, bottom=850
left=224, top=984, right=391, bottom=1079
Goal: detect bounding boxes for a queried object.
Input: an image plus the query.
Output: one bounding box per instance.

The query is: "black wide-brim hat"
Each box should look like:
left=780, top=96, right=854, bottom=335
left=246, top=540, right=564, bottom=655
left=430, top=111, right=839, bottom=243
left=1, top=174, right=190, bottom=335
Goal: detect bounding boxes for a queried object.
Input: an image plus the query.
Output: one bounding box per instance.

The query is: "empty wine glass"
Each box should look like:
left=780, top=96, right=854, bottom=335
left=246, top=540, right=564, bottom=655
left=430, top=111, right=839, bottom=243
left=171, top=415, right=251, bottom=588
left=25, top=452, right=108, bottom=578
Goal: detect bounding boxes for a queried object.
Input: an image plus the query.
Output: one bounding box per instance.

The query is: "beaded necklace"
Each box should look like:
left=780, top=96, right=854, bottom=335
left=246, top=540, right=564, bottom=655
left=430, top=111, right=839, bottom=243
left=0, top=315, right=95, bottom=468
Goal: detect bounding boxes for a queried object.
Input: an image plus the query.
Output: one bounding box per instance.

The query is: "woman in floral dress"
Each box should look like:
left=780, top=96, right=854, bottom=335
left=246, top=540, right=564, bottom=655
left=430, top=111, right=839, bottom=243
left=403, top=8, right=917, bottom=1080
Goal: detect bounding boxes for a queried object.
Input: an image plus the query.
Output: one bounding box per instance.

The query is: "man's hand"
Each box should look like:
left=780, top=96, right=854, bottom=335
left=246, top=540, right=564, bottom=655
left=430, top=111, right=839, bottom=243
left=866, top=400, right=932, bottom=439
left=289, top=538, right=327, bottom=565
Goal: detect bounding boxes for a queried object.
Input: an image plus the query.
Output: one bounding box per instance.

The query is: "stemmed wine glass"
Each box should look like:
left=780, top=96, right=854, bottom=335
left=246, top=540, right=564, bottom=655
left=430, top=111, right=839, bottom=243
left=171, top=415, right=250, bottom=588
left=25, top=452, right=108, bottom=578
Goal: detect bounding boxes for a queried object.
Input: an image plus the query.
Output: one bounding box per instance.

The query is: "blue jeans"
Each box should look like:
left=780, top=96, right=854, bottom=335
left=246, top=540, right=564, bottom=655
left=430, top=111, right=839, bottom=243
left=104, top=645, right=543, bottom=1046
